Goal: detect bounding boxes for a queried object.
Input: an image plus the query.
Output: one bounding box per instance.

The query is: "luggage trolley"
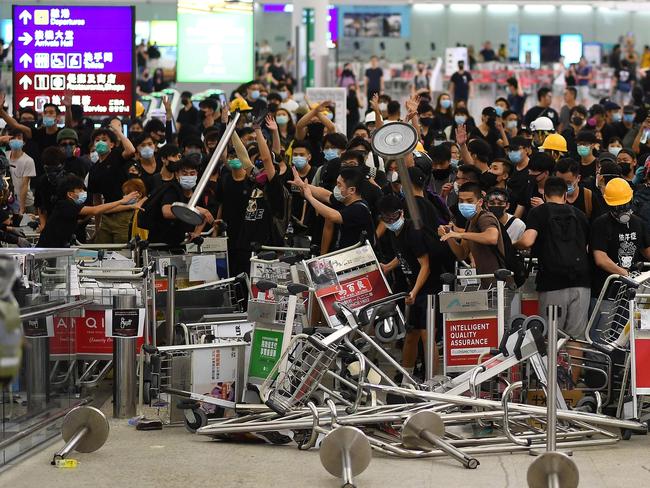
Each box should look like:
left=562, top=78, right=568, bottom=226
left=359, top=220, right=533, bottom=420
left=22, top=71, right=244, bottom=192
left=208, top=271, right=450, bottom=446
left=629, top=292, right=650, bottom=429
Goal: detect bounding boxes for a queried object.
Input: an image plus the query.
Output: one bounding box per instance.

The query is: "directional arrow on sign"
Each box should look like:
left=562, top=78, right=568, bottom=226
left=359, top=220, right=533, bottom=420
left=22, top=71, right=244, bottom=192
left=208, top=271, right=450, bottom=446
left=18, top=32, right=33, bottom=46
left=19, top=97, right=33, bottom=109
left=18, top=10, right=32, bottom=25
left=19, top=53, right=32, bottom=68
left=18, top=75, right=32, bottom=90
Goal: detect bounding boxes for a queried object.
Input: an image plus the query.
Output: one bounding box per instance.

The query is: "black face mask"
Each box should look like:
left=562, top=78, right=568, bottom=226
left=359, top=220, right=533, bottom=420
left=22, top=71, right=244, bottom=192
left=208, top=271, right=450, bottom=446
left=480, top=171, right=498, bottom=188
left=420, top=117, right=434, bottom=127
left=268, top=103, right=279, bottom=113
left=571, top=116, right=584, bottom=126
left=20, top=120, right=36, bottom=129
left=431, top=168, right=451, bottom=180
left=488, top=205, right=506, bottom=218
left=619, top=163, right=632, bottom=175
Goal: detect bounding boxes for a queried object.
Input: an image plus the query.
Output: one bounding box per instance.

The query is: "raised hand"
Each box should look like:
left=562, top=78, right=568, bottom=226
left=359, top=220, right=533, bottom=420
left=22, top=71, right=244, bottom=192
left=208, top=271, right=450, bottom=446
left=265, top=114, right=278, bottom=131
left=455, top=124, right=468, bottom=145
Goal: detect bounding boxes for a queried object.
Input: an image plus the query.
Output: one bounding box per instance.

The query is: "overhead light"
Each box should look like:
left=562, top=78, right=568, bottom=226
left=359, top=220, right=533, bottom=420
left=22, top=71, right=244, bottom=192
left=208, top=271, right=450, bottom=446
left=523, top=4, right=556, bottom=14
left=487, top=4, right=518, bottom=14
left=283, top=4, right=294, bottom=13
left=413, top=4, right=444, bottom=13
left=449, top=4, right=482, bottom=13
left=561, top=5, right=592, bottom=14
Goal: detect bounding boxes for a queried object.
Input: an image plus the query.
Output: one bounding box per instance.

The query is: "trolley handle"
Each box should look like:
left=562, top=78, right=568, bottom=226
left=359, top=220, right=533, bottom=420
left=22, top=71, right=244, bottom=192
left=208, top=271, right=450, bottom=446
left=357, top=292, right=408, bottom=322
left=619, top=274, right=642, bottom=289
left=255, top=280, right=278, bottom=292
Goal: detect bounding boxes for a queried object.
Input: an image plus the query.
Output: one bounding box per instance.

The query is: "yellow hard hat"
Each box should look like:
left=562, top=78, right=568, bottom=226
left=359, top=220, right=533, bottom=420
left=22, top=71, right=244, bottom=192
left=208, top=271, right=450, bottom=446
left=540, top=133, right=567, bottom=152
left=135, top=101, right=145, bottom=118
left=603, top=177, right=633, bottom=206
left=229, top=98, right=252, bottom=113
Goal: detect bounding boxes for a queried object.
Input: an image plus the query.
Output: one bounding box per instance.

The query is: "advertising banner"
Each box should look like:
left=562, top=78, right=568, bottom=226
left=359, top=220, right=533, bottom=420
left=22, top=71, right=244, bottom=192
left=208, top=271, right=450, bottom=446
left=444, top=316, right=499, bottom=372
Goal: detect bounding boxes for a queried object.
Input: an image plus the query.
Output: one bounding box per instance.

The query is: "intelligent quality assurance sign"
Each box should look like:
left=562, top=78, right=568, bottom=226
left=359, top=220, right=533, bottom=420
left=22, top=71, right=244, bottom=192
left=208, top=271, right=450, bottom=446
left=13, top=5, right=135, bottom=117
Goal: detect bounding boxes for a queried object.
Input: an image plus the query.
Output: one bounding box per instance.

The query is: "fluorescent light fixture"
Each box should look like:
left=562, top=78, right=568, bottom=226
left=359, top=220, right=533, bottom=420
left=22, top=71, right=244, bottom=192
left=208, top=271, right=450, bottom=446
left=413, top=4, right=445, bottom=13
left=487, top=5, right=519, bottom=14
left=561, top=5, right=592, bottom=14
left=449, top=4, right=482, bottom=13
left=283, top=4, right=294, bottom=13
left=523, top=4, right=556, bottom=14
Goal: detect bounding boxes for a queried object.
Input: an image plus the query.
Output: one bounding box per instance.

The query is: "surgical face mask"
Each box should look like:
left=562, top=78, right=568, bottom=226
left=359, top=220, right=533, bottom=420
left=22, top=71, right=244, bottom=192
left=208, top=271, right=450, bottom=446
left=325, top=112, right=334, bottom=121
left=139, top=146, right=155, bottom=160
left=612, top=113, right=623, bottom=123
left=379, top=103, right=387, bottom=112
left=8, top=139, right=24, bottom=151
left=619, top=162, right=632, bottom=175
left=440, top=99, right=452, bottom=109
left=279, top=91, right=289, bottom=100
left=74, top=191, right=87, bottom=205
left=385, top=217, right=404, bottom=233
left=89, top=151, right=99, bottom=164
left=487, top=205, right=506, bottom=218
left=458, top=202, right=477, bottom=219
left=587, top=117, right=597, bottom=127
left=293, top=155, right=308, bottom=169
left=566, top=183, right=576, bottom=195
left=125, top=197, right=138, bottom=205
left=61, top=144, right=75, bottom=158
left=387, top=170, right=399, bottom=184
left=42, top=116, right=56, bottom=128
left=255, top=171, right=268, bottom=186
left=506, top=120, right=518, bottom=130
left=508, top=150, right=522, bottom=164
left=333, top=186, right=347, bottom=202
left=250, top=90, right=260, bottom=100
left=577, top=145, right=591, bottom=158
left=179, top=175, right=197, bottom=190
left=276, top=115, right=289, bottom=125
left=623, top=113, right=635, bottom=124
left=95, top=140, right=110, bottom=155
left=450, top=158, right=460, bottom=169
left=454, top=116, right=467, bottom=125
left=323, top=148, right=340, bottom=161
left=228, top=159, right=243, bottom=170
left=495, top=106, right=504, bottom=117
left=609, top=146, right=622, bottom=157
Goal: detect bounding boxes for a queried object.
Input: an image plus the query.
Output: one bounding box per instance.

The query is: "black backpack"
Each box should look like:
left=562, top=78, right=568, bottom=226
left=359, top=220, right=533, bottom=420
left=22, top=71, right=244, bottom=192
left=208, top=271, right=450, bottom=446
left=540, top=204, right=589, bottom=278
left=137, top=182, right=181, bottom=231
left=493, top=217, right=528, bottom=288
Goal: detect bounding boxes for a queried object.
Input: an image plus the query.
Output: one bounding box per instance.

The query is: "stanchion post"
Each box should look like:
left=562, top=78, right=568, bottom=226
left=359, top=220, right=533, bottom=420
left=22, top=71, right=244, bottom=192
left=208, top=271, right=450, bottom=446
left=546, top=304, right=561, bottom=452
left=165, top=264, right=176, bottom=346
left=112, top=295, right=137, bottom=419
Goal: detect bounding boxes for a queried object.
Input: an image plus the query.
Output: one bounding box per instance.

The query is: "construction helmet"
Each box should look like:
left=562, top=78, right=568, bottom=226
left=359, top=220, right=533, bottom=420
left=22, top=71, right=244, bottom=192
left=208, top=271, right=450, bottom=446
left=530, top=116, right=554, bottom=132
left=540, top=133, right=568, bottom=153
left=603, top=177, right=633, bottom=206
left=229, top=98, right=252, bottom=113
left=135, top=100, right=145, bottom=118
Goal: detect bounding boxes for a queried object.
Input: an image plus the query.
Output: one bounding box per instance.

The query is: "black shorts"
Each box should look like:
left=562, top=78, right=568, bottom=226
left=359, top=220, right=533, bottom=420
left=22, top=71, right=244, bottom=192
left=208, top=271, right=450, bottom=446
left=408, top=293, right=430, bottom=330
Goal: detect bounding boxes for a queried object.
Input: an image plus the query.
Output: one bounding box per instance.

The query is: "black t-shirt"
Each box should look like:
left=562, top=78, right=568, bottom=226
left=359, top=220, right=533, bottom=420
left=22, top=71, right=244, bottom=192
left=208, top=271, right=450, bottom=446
left=237, top=174, right=287, bottom=248
left=148, top=181, right=192, bottom=246
left=37, top=198, right=81, bottom=248
left=410, top=195, right=440, bottom=236
left=64, top=157, right=89, bottom=179
left=480, top=48, right=497, bottom=62
left=365, top=67, right=383, bottom=93
left=523, top=106, right=559, bottom=128
left=177, top=106, right=200, bottom=129
left=569, top=186, right=604, bottom=222
left=526, top=203, right=591, bottom=291
left=285, top=165, right=317, bottom=221
left=269, top=65, right=286, bottom=83
left=359, top=178, right=384, bottom=220
left=579, top=159, right=598, bottom=189
left=450, top=71, right=472, bottom=101
left=590, top=214, right=650, bottom=295
left=33, top=170, right=66, bottom=215
left=148, top=173, right=174, bottom=193
left=216, top=172, right=253, bottom=247
left=87, top=149, right=129, bottom=203
left=507, top=93, right=527, bottom=117
left=139, top=160, right=163, bottom=194
left=330, top=196, right=375, bottom=250
left=616, top=67, right=635, bottom=91
left=30, top=127, right=60, bottom=174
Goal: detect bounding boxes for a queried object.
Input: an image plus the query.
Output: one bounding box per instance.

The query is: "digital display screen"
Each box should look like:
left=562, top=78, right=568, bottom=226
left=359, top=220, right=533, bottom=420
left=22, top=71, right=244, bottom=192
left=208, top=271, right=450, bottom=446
left=12, top=5, right=134, bottom=116
left=150, top=20, right=177, bottom=46
left=177, top=10, right=253, bottom=83
left=519, top=34, right=541, bottom=68
left=561, top=34, right=583, bottom=65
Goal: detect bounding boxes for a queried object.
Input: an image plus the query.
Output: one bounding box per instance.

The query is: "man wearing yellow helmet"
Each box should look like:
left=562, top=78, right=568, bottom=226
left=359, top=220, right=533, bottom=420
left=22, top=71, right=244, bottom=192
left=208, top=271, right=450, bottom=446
left=591, top=177, right=650, bottom=297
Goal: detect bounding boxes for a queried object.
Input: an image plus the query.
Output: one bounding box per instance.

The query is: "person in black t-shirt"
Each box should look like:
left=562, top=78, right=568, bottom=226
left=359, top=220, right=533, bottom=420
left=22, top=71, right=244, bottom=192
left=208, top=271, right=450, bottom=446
left=523, top=87, right=560, bottom=128
left=37, top=175, right=138, bottom=248
left=449, top=61, right=472, bottom=103
left=290, top=166, right=375, bottom=250
left=149, top=145, right=181, bottom=192
left=285, top=141, right=317, bottom=223
left=176, top=91, right=200, bottom=131
left=554, top=157, right=603, bottom=222
left=33, top=146, right=68, bottom=232
left=364, top=56, right=384, bottom=106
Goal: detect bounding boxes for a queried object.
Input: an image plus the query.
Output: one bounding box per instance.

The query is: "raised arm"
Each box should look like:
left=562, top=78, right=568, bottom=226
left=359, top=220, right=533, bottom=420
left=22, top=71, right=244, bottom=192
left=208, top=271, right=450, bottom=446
left=295, top=100, right=332, bottom=140
left=231, top=131, right=253, bottom=171
left=0, top=93, right=32, bottom=138
left=255, top=126, right=275, bottom=181
left=265, top=114, right=282, bottom=156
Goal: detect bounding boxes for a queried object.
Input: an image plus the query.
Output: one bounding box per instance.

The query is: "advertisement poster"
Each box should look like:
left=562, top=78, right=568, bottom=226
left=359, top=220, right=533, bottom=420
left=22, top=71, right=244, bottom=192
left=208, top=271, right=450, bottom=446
left=444, top=316, right=499, bottom=372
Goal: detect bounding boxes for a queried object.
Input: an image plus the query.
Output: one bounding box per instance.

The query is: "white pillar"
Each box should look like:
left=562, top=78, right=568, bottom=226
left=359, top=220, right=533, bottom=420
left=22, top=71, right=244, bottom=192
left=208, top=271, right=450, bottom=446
left=291, top=0, right=330, bottom=88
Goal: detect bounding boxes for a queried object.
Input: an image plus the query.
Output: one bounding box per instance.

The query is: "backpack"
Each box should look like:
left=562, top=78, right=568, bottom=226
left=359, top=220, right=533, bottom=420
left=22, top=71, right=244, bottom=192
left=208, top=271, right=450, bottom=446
left=136, top=182, right=181, bottom=231
left=493, top=218, right=528, bottom=288
left=539, top=205, right=589, bottom=279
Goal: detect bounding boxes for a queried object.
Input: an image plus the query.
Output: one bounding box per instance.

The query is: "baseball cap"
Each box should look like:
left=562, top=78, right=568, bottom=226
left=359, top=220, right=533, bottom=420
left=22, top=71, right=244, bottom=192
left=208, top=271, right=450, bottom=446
left=603, top=101, right=621, bottom=112
left=597, top=152, right=617, bottom=165
left=407, top=166, right=426, bottom=187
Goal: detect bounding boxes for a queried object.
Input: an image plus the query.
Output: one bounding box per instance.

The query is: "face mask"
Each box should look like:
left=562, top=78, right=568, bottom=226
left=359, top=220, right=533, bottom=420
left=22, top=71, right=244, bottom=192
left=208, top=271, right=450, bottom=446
left=587, top=117, right=597, bottom=127
left=454, top=116, right=467, bottom=125
left=608, top=146, right=622, bottom=157
left=139, top=147, right=155, bottom=160
left=293, top=156, right=308, bottom=169
left=420, top=117, right=434, bottom=127
left=432, top=168, right=451, bottom=180
left=433, top=139, right=445, bottom=147
left=276, top=115, right=289, bottom=125
left=481, top=171, right=498, bottom=188
left=385, top=217, right=404, bottom=233
left=506, top=120, right=518, bottom=130
left=95, top=140, right=110, bottom=155
left=577, top=145, right=591, bottom=158
left=566, top=184, right=576, bottom=195
left=571, top=116, right=584, bottom=126
left=508, top=150, right=522, bottom=164
left=250, top=90, right=260, bottom=100
left=379, top=103, right=387, bottom=112
left=279, top=91, right=288, bottom=100
left=612, top=113, right=623, bottom=123
left=612, top=208, right=632, bottom=224
left=623, top=114, right=635, bottom=124
left=61, top=145, right=75, bottom=158
left=179, top=175, right=197, bottom=190
left=8, top=139, right=24, bottom=151
left=387, top=170, right=399, bottom=183
left=495, top=106, right=504, bottom=117
left=459, top=202, right=477, bottom=219
left=74, top=191, right=87, bottom=205
left=125, top=197, right=138, bottom=205
left=488, top=205, right=505, bottom=218
left=619, top=162, right=632, bottom=175
left=450, top=158, right=460, bottom=169
left=255, top=171, right=268, bottom=186
left=333, top=186, right=346, bottom=202
left=325, top=112, right=334, bottom=121
left=42, top=116, right=56, bottom=128
left=440, top=99, right=452, bottom=109
left=228, top=159, right=243, bottom=170
left=89, top=151, right=99, bottom=164
left=323, top=148, right=340, bottom=161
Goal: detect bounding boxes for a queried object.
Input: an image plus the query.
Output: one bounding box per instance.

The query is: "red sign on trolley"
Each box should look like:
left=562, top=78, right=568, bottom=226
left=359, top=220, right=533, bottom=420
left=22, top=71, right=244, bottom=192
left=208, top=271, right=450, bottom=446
left=444, top=316, right=499, bottom=371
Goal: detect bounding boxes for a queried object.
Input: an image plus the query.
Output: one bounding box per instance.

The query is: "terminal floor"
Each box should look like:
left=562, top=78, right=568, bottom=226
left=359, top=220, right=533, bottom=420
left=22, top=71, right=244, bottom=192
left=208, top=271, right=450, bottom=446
left=2, top=408, right=650, bottom=488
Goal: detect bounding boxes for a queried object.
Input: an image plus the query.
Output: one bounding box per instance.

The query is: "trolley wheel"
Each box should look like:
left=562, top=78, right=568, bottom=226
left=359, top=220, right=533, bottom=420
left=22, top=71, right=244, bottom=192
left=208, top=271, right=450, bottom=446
left=308, top=390, right=326, bottom=406
left=374, top=320, right=398, bottom=343
left=184, top=408, right=208, bottom=433
left=621, top=428, right=633, bottom=441
left=575, top=395, right=597, bottom=414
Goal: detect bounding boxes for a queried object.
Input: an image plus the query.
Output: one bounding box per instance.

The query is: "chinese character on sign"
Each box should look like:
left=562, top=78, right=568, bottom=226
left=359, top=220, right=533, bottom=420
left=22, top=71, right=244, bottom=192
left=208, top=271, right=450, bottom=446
left=35, top=30, right=45, bottom=42
left=81, top=95, right=91, bottom=106
left=51, top=8, right=60, bottom=19
left=87, top=74, right=96, bottom=84
left=45, top=30, right=54, bottom=41
left=84, top=52, right=93, bottom=65
left=65, top=31, right=73, bottom=41
left=104, top=52, right=113, bottom=63
left=34, top=53, right=49, bottom=69
left=94, top=52, right=102, bottom=62
left=107, top=74, right=116, bottom=84
left=55, top=31, right=63, bottom=41
left=51, top=95, right=61, bottom=106
left=61, top=9, right=70, bottom=19
left=67, top=74, right=76, bottom=84
left=97, top=74, right=107, bottom=84
left=71, top=95, right=81, bottom=105
left=77, top=73, right=86, bottom=84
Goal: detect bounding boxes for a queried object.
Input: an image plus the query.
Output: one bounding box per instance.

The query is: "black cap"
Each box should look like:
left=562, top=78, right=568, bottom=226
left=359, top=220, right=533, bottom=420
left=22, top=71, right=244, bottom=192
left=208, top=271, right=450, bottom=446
left=576, top=130, right=598, bottom=144
left=597, top=152, right=617, bottom=164
left=482, top=106, right=497, bottom=117
left=603, top=101, right=621, bottom=112
left=407, top=166, right=426, bottom=187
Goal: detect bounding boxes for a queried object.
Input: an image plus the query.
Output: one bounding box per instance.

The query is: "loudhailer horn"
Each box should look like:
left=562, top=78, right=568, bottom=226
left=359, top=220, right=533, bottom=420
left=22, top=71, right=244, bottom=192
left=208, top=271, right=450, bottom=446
left=371, top=122, right=421, bottom=229
left=172, top=111, right=242, bottom=226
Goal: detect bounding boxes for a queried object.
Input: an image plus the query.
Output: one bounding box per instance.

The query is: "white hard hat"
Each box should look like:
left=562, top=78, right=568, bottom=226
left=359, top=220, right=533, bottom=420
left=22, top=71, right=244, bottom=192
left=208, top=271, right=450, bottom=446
left=530, top=116, right=554, bottom=132
left=364, top=111, right=376, bottom=123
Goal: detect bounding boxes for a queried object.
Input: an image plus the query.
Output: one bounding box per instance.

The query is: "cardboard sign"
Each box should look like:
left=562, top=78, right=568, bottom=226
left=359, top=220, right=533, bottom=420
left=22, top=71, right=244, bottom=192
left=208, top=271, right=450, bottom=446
left=444, top=316, right=499, bottom=372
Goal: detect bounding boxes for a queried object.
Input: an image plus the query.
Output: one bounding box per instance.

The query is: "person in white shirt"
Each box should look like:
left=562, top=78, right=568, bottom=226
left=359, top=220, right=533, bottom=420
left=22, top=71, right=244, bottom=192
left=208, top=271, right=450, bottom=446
left=5, top=129, right=36, bottom=214
left=485, top=188, right=525, bottom=242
